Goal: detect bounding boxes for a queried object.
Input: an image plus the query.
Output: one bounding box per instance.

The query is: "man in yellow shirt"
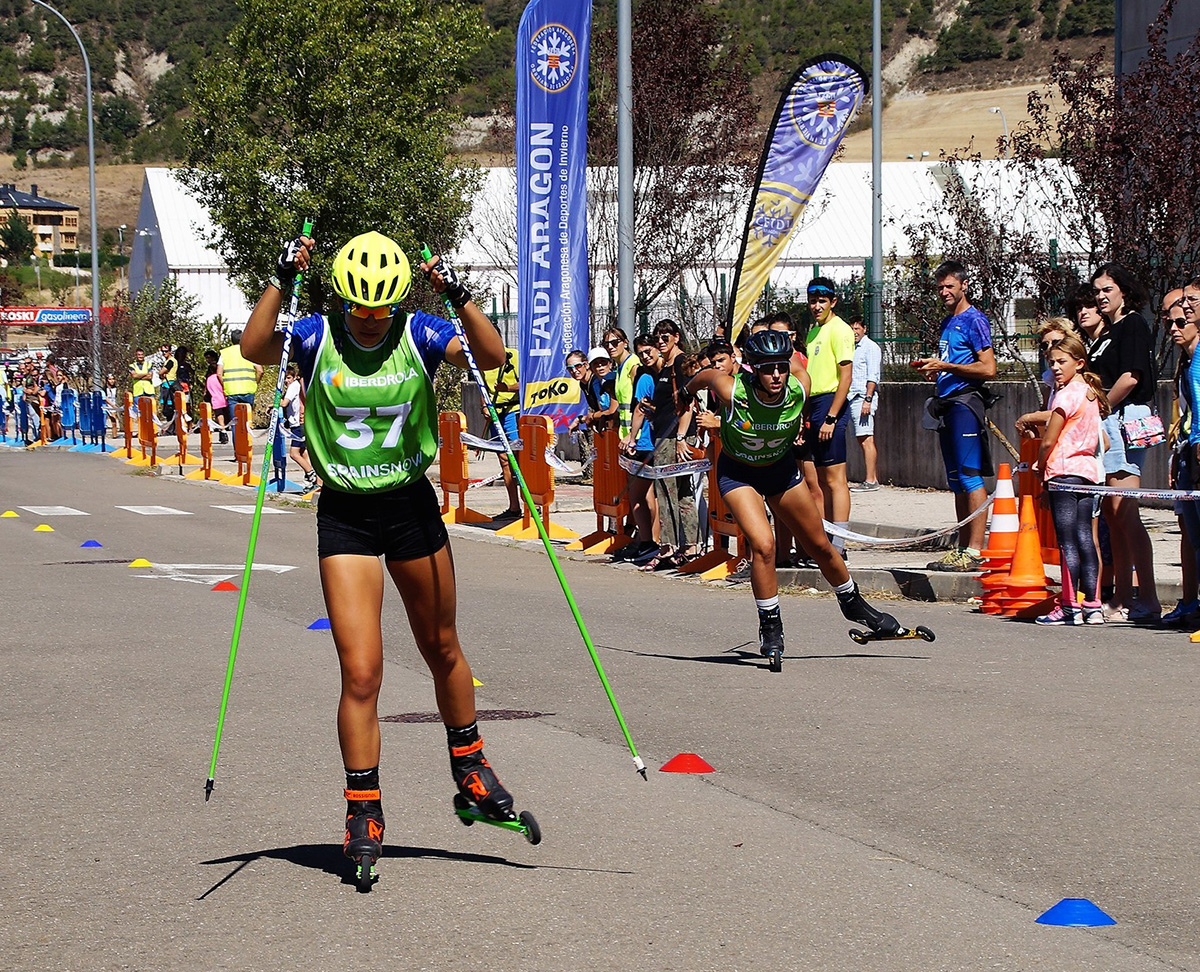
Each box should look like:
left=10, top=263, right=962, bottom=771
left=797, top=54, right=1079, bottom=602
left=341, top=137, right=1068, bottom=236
left=803, top=277, right=856, bottom=557
left=218, top=328, right=264, bottom=434
left=128, top=347, right=156, bottom=423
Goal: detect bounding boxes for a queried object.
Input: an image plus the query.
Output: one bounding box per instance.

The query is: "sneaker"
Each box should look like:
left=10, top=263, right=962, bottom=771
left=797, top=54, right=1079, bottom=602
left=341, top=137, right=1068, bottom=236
left=850, top=480, right=881, bottom=492
left=1162, top=598, right=1200, bottom=626
left=1081, top=602, right=1106, bottom=625
left=1036, top=604, right=1082, bottom=626
left=927, top=548, right=981, bottom=572
left=926, top=548, right=964, bottom=571
left=1128, top=602, right=1162, bottom=625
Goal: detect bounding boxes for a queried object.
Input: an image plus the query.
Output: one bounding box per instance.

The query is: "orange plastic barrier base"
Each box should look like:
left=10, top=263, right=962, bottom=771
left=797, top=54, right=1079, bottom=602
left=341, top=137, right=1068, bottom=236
left=566, top=428, right=631, bottom=553
left=438, top=411, right=491, bottom=524
left=494, top=416, right=578, bottom=541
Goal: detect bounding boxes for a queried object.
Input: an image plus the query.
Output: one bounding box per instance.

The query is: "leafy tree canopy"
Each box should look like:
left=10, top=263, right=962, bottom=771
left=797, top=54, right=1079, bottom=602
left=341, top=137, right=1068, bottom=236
left=181, top=0, right=488, bottom=309
left=0, top=211, right=36, bottom=263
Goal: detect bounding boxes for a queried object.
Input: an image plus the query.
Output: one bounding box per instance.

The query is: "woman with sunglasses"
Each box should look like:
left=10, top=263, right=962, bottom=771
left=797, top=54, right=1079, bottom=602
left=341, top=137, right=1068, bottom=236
left=241, top=231, right=527, bottom=887
left=1015, top=317, right=1082, bottom=435
left=686, top=329, right=902, bottom=671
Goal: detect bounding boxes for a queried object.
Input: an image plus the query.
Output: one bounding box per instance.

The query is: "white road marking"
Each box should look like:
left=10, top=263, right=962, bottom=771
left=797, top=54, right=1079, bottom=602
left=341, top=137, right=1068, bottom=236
left=19, top=506, right=90, bottom=516
left=211, top=505, right=294, bottom=515
left=133, top=562, right=298, bottom=585
left=147, top=563, right=297, bottom=573
left=116, top=506, right=194, bottom=516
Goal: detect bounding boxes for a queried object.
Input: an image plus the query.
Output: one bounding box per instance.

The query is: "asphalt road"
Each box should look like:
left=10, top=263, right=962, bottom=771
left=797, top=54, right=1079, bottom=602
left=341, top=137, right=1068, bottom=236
left=2, top=450, right=1196, bottom=972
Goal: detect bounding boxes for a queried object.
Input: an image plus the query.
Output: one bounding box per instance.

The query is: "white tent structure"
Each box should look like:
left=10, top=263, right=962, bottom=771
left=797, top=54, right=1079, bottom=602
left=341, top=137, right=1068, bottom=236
left=128, top=168, right=255, bottom=327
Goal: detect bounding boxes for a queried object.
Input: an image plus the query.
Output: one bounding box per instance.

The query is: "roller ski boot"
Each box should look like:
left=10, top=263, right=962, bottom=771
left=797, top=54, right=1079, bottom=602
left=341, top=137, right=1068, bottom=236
left=838, top=582, right=935, bottom=645
left=757, top=606, right=785, bottom=673
left=343, top=788, right=384, bottom=891
left=450, top=737, right=541, bottom=845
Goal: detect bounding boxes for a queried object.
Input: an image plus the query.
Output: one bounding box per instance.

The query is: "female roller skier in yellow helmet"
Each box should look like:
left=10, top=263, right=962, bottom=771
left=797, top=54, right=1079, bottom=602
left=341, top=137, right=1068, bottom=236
left=242, top=230, right=532, bottom=889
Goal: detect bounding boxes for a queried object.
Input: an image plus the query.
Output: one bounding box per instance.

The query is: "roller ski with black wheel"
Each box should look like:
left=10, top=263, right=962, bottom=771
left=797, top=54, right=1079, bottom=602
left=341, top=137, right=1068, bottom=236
left=449, top=737, right=541, bottom=845
left=757, top=605, right=785, bottom=673
left=837, top=582, right=935, bottom=646
left=343, top=788, right=384, bottom=892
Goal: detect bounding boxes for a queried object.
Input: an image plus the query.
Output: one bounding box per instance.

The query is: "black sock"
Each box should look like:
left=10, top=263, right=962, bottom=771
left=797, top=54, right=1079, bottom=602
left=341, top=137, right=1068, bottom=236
left=446, top=721, right=480, bottom=749
left=345, top=766, right=379, bottom=792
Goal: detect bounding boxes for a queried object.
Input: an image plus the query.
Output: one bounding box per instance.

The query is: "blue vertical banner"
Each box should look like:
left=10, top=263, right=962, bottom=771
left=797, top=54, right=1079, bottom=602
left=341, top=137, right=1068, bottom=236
left=515, top=0, right=591, bottom=431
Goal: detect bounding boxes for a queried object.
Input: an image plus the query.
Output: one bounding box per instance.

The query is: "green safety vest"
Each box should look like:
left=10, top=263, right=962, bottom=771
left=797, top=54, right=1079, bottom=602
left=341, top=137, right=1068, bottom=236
left=719, top=372, right=807, bottom=466
left=219, top=346, right=259, bottom=396
left=302, top=315, right=437, bottom=493
left=614, top=353, right=638, bottom=438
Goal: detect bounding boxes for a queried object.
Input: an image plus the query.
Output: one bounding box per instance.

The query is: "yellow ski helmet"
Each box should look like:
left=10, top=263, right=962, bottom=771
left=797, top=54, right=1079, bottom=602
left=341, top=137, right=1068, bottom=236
left=330, top=231, right=412, bottom=307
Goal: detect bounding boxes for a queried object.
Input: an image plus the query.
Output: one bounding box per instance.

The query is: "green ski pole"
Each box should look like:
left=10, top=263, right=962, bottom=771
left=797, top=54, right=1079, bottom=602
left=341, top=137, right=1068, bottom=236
left=422, top=245, right=647, bottom=780
left=205, top=218, right=314, bottom=801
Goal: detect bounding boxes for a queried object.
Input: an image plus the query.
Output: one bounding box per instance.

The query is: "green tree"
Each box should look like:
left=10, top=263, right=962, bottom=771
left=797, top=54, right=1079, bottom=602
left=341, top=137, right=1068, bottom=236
left=181, top=0, right=487, bottom=309
left=0, top=211, right=35, bottom=263
left=99, top=95, right=142, bottom=148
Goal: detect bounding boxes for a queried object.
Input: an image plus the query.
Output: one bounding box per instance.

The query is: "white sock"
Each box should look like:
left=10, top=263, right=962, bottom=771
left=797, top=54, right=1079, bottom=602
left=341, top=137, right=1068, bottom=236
left=755, top=596, right=779, bottom=612
left=834, top=577, right=855, bottom=595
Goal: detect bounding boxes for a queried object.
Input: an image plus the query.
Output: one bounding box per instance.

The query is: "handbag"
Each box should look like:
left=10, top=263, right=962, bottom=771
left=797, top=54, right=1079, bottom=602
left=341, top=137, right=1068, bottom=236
left=1121, top=406, right=1166, bottom=449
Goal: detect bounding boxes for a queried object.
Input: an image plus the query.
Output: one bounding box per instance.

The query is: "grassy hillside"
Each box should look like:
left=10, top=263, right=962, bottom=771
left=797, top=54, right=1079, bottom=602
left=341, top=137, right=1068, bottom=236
left=0, top=0, right=1112, bottom=167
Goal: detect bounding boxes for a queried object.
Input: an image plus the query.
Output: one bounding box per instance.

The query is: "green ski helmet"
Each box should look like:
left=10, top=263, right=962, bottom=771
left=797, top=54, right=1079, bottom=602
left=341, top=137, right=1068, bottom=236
left=330, top=231, right=412, bottom=308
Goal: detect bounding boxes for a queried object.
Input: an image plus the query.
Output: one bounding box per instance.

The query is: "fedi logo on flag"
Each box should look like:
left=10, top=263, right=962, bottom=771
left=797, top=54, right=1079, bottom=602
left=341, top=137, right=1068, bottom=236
left=515, top=0, right=591, bottom=432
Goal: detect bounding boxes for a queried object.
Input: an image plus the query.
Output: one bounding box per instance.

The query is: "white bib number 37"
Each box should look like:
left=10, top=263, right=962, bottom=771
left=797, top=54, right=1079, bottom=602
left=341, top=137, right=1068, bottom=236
left=333, top=403, right=412, bottom=451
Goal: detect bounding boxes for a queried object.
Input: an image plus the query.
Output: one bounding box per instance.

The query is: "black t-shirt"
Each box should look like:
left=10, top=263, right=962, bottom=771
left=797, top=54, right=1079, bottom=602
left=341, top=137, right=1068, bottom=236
left=646, top=363, right=682, bottom=439
left=1087, top=311, right=1157, bottom=405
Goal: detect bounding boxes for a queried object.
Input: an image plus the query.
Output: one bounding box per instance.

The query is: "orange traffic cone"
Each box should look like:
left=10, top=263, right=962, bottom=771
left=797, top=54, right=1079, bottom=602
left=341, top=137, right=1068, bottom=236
left=980, top=463, right=1019, bottom=615
left=993, top=493, right=1056, bottom=618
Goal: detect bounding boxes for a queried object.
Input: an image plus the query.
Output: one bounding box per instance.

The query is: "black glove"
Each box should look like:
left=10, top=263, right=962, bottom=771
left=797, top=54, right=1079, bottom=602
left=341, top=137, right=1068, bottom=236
left=426, top=255, right=472, bottom=309
left=276, top=237, right=306, bottom=289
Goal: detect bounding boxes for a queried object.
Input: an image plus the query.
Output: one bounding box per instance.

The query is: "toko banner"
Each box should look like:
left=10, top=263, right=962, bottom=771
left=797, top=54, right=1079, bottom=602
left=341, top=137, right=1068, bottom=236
left=728, top=54, right=868, bottom=341
left=515, top=0, right=591, bottom=431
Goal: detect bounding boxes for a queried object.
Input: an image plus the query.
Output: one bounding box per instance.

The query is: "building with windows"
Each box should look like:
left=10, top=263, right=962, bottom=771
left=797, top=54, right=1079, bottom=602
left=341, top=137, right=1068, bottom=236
left=0, top=183, right=79, bottom=255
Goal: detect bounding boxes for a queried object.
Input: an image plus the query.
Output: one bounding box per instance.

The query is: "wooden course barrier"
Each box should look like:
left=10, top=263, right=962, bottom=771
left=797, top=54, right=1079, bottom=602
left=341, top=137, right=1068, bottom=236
left=125, top=397, right=158, bottom=467
left=185, top=403, right=218, bottom=481
left=159, top=391, right=197, bottom=468
left=221, top=402, right=260, bottom=486
left=677, top=438, right=748, bottom=580
left=566, top=428, right=632, bottom=554
left=496, top=415, right=578, bottom=541
left=438, top=411, right=491, bottom=524
left=110, top=393, right=143, bottom=460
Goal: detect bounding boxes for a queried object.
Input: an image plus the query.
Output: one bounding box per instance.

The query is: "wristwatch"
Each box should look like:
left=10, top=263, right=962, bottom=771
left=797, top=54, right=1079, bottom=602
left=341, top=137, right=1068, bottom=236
left=823, top=415, right=837, bottom=426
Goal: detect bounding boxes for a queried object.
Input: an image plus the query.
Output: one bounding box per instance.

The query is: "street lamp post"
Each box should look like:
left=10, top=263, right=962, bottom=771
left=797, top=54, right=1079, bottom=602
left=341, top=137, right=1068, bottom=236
left=988, top=106, right=1011, bottom=159
left=31, top=0, right=101, bottom=391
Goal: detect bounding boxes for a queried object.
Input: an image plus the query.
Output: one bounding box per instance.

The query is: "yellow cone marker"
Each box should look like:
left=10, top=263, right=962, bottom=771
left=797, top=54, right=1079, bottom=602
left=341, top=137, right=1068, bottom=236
left=127, top=558, right=153, bottom=567
left=472, top=677, right=483, bottom=687
left=34, top=524, right=54, bottom=532
left=1, top=510, right=19, bottom=517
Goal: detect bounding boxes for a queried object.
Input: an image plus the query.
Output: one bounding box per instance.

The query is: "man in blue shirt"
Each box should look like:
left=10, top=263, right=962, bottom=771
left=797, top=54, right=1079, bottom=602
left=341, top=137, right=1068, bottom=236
left=914, top=260, right=996, bottom=571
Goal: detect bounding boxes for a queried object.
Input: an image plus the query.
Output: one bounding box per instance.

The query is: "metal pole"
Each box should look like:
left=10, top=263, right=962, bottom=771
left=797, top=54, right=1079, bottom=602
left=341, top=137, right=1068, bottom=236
left=616, top=0, right=634, bottom=339
left=32, top=0, right=101, bottom=391
left=870, top=0, right=883, bottom=340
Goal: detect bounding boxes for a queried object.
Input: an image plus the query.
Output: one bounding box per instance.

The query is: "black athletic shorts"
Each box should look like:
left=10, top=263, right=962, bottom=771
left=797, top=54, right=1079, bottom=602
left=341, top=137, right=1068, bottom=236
left=316, top=476, right=449, bottom=561
left=716, top=451, right=804, bottom=498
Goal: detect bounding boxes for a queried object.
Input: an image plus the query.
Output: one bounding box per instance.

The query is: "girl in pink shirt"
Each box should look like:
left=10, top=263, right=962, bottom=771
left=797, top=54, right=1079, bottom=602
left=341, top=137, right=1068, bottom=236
left=1036, top=332, right=1109, bottom=625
